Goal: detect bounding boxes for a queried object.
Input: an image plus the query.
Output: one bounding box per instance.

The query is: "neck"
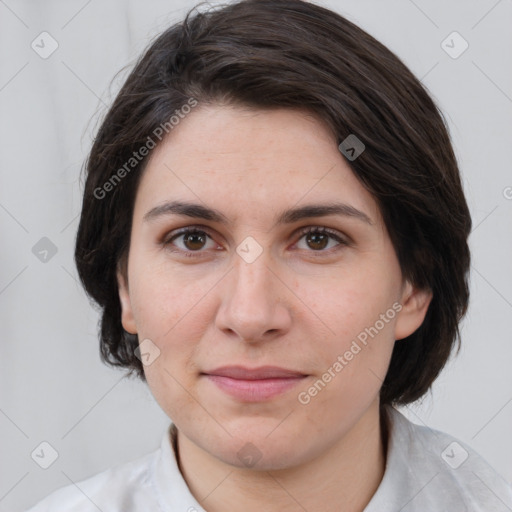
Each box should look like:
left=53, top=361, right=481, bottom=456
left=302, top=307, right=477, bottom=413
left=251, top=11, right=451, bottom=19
left=175, top=400, right=387, bottom=512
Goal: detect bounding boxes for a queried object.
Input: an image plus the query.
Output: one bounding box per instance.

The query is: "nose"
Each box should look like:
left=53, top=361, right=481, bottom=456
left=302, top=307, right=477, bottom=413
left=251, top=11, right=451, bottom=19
left=214, top=248, right=292, bottom=343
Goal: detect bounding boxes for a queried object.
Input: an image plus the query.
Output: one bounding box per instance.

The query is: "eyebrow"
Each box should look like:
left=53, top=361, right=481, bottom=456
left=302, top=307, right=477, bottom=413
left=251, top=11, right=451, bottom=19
left=143, top=200, right=373, bottom=226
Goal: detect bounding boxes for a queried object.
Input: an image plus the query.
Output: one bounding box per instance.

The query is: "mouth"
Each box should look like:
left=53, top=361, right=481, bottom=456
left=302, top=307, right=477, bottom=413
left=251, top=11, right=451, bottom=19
left=201, top=365, right=308, bottom=402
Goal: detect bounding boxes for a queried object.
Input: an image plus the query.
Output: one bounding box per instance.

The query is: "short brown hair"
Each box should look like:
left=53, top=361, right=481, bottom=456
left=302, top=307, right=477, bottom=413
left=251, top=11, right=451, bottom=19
left=75, top=0, right=471, bottom=406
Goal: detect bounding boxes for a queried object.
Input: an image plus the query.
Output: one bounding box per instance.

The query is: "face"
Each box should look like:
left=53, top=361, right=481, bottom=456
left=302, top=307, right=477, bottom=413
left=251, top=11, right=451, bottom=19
left=118, top=105, right=431, bottom=470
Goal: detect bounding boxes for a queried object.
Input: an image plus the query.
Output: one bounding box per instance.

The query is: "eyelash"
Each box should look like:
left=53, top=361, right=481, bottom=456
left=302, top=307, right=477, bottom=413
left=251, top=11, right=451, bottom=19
left=161, top=225, right=349, bottom=258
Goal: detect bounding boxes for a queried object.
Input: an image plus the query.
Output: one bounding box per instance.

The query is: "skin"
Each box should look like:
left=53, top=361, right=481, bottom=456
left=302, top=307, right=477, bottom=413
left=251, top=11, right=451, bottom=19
left=117, top=105, right=432, bottom=512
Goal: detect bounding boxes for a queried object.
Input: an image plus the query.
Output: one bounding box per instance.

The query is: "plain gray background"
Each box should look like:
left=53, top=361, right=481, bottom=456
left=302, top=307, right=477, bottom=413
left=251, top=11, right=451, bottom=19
left=1, top=0, right=511, bottom=510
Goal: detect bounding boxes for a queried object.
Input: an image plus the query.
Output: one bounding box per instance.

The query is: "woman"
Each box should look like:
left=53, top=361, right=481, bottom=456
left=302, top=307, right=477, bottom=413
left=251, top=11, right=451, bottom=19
left=27, top=0, right=512, bottom=510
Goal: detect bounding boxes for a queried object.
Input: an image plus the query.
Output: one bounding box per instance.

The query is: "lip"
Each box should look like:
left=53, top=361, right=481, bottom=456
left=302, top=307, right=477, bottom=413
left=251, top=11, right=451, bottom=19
left=202, top=365, right=308, bottom=402
left=204, top=365, right=306, bottom=380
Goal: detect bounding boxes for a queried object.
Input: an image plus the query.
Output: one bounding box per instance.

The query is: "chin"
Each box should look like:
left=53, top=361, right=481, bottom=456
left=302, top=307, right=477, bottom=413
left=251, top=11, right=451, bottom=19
left=204, top=430, right=311, bottom=472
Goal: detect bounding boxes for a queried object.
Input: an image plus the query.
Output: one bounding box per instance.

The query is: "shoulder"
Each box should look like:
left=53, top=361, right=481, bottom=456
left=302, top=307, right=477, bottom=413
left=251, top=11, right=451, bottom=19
left=367, top=406, right=512, bottom=512
left=25, top=449, right=159, bottom=512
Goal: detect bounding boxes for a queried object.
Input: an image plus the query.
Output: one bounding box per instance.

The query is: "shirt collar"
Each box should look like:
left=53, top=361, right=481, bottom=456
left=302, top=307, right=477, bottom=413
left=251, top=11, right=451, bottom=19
left=152, top=422, right=207, bottom=511
left=363, top=404, right=420, bottom=510
left=151, top=406, right=444, bottom=511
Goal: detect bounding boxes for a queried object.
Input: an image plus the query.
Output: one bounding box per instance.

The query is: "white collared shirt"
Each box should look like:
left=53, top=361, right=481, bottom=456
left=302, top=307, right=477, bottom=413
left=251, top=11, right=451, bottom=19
left=26, top=406, right=512, bottom=511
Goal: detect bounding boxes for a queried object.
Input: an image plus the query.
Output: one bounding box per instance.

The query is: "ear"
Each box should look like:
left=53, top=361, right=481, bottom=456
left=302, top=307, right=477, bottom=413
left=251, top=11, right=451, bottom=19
left=394, top=280, right=433, bottom=341
left=117, top=269, right=138, bottom=335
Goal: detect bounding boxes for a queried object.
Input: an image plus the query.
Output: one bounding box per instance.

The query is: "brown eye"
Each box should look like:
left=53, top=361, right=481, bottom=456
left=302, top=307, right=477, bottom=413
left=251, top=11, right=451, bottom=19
left=181, top=231, right=208, bottom=251
left=162, top=225, right=348, bottom=259
left=163, top=228, right=217, bottom=256
left=305, top=231, right=329, bottom=250
left=295, top=227, right=348, bottom=253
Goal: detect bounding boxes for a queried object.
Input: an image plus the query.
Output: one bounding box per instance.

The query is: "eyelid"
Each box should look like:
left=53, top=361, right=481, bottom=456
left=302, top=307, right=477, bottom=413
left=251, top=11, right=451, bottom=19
left=161, top=224, right=221, bottom=245
left=161, top=223, right=350, bottom=254
left=294, top=225, right=350, bottom=245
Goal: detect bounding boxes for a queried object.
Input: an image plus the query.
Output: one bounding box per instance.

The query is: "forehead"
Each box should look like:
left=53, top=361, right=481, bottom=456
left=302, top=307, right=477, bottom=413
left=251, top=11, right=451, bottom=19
left=133, top=105, right=382, bottom=226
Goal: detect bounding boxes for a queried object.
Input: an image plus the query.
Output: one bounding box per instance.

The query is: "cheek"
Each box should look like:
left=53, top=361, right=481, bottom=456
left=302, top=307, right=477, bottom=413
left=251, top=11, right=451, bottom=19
left=127, top=258, right=217, bottom=394
left=299, top=266, right=398, bottom=398
left=297, top=323, right=395, bottom=432
left=310, top=266, right=398, bottom=342
left=143, top=361, right=203, bottom=430
left=135, top=284, right=205, bottom=424
left=128, top=254, right=214, bottom=339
